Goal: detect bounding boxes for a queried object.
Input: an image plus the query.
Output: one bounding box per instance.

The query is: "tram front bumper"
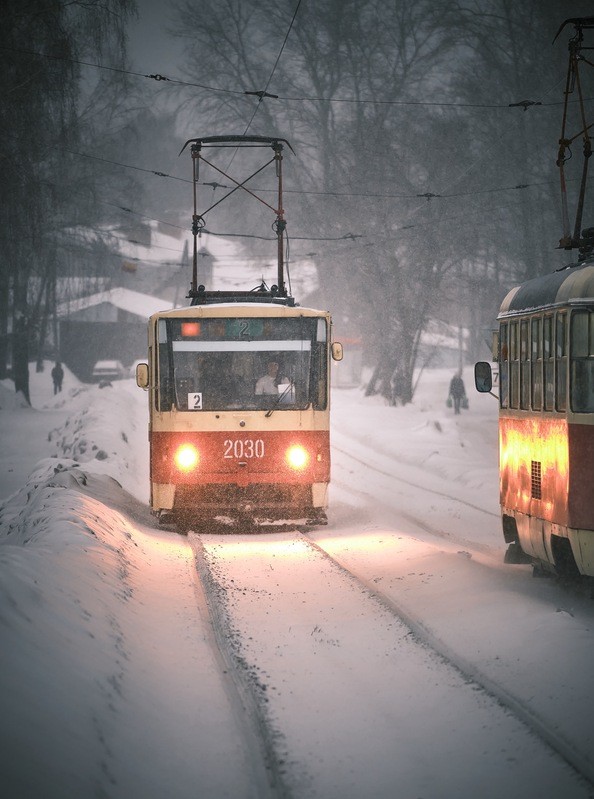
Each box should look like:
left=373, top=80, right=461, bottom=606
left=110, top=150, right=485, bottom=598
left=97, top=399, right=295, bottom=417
left=152, top=479, right=328, bottom=516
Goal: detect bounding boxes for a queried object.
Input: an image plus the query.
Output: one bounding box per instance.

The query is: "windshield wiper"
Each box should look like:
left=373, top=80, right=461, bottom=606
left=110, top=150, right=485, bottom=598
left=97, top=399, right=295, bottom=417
left=265, top=382, right=294, bottom=417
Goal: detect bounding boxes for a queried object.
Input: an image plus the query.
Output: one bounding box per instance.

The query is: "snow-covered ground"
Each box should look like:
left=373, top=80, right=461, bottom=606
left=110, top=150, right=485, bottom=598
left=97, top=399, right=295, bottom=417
left=1, top=363, right=593, bottom=798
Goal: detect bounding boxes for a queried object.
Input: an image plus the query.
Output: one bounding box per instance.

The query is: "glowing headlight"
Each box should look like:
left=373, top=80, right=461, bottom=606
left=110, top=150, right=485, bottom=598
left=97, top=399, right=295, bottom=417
left=285, top=444, right=309, bottom=470
left=174, top=443, right=200, bottom=472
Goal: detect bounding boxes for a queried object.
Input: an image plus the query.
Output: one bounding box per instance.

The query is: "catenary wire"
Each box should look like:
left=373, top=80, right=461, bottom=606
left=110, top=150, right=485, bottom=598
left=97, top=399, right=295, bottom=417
left=3, top=45, right=591, bottom=110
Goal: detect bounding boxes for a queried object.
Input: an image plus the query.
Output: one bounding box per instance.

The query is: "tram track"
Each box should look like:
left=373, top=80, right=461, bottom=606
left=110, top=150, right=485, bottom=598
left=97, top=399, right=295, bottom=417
left=326, top=425, right=594, bottom=788
left=331, top=462, right=499, bottom=559
left=188, top=524, right=594, bottom=797
left=303, top=532, right=594, bottom=793
left=189, top=534, right=294, bottom=799
left=332, top=440, right=500, bottom=521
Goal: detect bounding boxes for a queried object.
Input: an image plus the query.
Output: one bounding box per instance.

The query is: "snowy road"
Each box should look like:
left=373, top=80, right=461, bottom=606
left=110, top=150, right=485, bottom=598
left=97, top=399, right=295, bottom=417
left=193, top=529, right=593, bottom=799
left=2, top=369, right=594, bottom=798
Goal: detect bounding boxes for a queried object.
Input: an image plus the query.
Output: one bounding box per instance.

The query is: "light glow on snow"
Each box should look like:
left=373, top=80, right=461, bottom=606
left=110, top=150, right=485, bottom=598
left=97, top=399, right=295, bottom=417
left=1, top=363, right=593, bottom=799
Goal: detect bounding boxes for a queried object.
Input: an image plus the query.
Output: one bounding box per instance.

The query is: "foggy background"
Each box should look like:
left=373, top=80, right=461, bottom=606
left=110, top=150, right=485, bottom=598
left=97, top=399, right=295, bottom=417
left=2, top=0, right=593, bottom=403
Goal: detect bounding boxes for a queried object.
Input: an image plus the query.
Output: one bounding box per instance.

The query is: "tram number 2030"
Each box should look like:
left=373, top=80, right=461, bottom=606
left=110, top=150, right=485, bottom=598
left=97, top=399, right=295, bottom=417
left=223, top=438, right=265, bottom=459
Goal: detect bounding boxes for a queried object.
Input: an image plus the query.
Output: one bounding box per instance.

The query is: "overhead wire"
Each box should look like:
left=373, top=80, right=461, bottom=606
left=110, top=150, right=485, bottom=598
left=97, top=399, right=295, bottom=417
left=2, top=35, right=585, bottom=258
left=58, top=144, right=578, bottom=202
left=241, top=0, right=302, bottom=136
left=3, top=44, right=591, bottom=110
left=5, top=24, right=590, bottom=268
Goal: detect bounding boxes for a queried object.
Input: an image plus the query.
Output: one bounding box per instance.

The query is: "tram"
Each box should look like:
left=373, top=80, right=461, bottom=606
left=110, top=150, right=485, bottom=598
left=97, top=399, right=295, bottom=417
left=475, top=18, right=594, bottom=577
left=136, top=135, right=342, bottom=529
left=476, top=258, right=594, bottom=577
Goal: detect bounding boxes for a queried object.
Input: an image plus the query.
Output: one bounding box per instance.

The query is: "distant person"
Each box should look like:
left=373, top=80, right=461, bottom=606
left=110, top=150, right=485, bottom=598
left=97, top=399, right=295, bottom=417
left=390, top=367, right=405, bottom=406
left=255, top=361, right=281, bottom=395
left=51, top=361, right=64, bottom=395
left=448, top=369, right=467, bottom=414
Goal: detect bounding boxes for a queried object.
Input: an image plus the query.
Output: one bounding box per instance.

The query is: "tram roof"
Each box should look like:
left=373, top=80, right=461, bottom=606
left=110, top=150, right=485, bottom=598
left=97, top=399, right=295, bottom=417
left=150, top=302, right=331, bottom=320
left=499, top=260, right=594, bottom=317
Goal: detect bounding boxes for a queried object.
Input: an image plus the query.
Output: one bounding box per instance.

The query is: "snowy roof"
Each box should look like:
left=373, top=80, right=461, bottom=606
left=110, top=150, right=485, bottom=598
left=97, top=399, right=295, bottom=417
left=113, top=221, right=190, bottom=269
left=56, top=287, right=174, bottom=319
left=420, top=319, right=468, bottom=351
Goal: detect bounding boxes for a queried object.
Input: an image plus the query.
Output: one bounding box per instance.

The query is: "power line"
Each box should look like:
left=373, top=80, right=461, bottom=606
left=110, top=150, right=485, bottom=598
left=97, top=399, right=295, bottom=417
left=0, top=45, right=248, bottom=97
left=65, top=145, right=578, bottom=201
left=5, top=45, right=589, bottom=111
left=243, top=0, right=302, bottom=135
left=62, top=147, right=192, bottom=184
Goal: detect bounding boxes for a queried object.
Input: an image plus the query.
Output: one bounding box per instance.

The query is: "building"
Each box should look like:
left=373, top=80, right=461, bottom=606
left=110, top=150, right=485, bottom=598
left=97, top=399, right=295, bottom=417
left=57, top=288, right=173, bottom=381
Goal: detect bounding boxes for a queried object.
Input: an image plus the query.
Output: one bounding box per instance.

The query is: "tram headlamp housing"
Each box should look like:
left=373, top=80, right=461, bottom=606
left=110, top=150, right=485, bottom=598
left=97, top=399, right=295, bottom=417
left=285, top=444, right=309, bottom=470
left=174, top=443, right=200, bottom=472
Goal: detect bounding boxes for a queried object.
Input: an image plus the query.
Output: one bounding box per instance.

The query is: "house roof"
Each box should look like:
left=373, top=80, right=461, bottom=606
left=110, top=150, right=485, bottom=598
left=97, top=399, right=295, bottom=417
left=57, top=287, right=174, bottom=320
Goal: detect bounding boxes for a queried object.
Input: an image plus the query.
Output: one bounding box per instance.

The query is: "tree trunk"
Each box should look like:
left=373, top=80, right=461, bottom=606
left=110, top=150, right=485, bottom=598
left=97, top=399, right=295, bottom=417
left=12, top=313, right=30, bottom=405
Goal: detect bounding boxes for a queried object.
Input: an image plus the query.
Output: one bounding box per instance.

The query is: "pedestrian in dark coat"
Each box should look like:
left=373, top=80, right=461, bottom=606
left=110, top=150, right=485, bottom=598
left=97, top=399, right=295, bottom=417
left=51, top=362, right=64, bottom=395
left=448, top=370, right=466, bottom=415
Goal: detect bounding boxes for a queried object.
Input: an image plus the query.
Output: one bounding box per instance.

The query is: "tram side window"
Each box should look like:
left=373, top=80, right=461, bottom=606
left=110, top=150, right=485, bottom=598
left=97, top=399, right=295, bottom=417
left=520, top=320, right=530, bottom=409
left=543, top=315, right=554, bottom=411
left=156, top=319, right=173, bottom=411
left=531, top=316, right=543, bottom=410
left=509, top=321, right=519, bottom=409
left=571, top=309, right=594, bottom=412
left=312, top=318, right=328, bottom=410
left=556, top=312, right=567, bottom=412
left=499, top=322, right=508, bottom=408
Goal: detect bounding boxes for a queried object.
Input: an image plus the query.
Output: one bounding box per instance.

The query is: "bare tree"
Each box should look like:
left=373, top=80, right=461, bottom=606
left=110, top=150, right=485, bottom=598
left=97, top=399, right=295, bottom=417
left=169, top=0, right=592, bottom=402
left=171, top=0, right=466, bottom=399
left=0, top=0, right=137, bottom=402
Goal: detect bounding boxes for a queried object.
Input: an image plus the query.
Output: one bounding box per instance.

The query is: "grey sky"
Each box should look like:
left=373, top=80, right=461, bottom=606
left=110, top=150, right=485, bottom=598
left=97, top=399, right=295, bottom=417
left=127, top=0, right=182, bottom=73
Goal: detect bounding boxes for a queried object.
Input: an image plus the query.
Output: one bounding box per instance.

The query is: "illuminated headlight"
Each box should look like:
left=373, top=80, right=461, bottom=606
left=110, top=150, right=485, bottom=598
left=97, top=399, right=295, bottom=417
left=174, top=443, right=200, bottom=472
left=285, top=444, right=309, bottom=470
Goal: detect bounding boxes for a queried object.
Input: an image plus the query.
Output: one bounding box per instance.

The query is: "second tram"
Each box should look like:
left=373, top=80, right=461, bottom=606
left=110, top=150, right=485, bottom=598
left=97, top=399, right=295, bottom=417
left=475, top=259, right=594, bottom=576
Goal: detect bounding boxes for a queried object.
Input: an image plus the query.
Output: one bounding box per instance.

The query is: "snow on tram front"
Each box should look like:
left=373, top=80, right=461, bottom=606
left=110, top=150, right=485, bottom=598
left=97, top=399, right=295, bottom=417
left=136, top=292, right=342, bottom=528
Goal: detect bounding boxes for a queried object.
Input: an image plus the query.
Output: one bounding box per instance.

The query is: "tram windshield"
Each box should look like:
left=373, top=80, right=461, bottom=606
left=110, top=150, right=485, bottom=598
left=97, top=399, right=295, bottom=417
left=156, top=316, right=328, bottom=412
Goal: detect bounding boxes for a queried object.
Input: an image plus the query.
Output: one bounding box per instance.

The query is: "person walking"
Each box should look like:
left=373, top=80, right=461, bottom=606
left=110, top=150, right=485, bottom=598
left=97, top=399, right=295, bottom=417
left=51, top=361, right=64, bottom=395
left=448, top=369, right=466, bottom=415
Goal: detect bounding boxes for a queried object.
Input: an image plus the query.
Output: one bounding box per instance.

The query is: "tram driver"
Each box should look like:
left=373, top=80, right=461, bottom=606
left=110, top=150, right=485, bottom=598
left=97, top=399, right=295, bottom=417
left=256, top=360, right=283, bottom=394
left=255, top=360, right=294, bottom=402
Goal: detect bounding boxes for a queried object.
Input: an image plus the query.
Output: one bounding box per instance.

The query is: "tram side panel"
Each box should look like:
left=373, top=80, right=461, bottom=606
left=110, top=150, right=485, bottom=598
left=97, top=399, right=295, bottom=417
left=567, top=422, right=594, bottom=572
left=499, top=413, right=594, bottom=577
left=499, top=415, right=569, bottom=567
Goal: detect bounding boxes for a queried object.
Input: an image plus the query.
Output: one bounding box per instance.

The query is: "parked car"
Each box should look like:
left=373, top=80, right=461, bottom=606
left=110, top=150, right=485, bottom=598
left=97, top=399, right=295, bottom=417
left=91, top=359, right=126, bottom=383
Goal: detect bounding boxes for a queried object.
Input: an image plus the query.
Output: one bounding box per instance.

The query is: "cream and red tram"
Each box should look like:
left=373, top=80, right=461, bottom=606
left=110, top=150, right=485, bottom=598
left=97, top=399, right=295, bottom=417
left=136, top=135, right=342, bottom=527
left=474, top=18, right=594, bottom=577
left=477, top=260, right=594, bottom=576
left=138, top=292, right=339, bottom=527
